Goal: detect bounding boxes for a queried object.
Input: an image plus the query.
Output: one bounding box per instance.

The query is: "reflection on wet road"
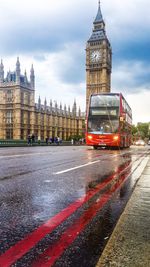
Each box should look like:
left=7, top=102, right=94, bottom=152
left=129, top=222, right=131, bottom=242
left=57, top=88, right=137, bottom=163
left=0, top=146, right=149, bottom=267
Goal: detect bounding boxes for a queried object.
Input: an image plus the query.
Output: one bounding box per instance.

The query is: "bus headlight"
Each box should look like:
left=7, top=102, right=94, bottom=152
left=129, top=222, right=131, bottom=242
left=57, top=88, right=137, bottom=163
left=87, top=135, right=93, bottom=140
left=113, top=135, right=119, bottom=140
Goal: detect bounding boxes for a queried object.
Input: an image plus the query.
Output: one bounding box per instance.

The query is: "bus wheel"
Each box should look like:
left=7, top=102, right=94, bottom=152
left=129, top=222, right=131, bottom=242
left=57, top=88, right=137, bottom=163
left=93, top=145, right=98, bottom=150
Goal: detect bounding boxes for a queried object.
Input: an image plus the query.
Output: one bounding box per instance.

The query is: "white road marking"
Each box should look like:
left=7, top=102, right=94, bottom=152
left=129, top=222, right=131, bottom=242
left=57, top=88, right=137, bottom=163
left=53, top=153, right=129, bottom=175
left=53, top=160, right=100, bottom=174
left=53, top=154, right=125, bottom=175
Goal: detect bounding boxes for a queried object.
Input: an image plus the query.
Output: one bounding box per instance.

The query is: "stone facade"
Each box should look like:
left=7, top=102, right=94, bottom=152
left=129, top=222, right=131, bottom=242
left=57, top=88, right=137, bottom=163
left=0, top=58, right=85, bottom=141
left=86, top=2, right=112, bottom=109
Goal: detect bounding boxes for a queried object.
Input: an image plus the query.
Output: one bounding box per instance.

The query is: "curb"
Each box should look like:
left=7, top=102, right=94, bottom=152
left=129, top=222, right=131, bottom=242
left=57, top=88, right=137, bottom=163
left=96, top=156, right=150, bottom=267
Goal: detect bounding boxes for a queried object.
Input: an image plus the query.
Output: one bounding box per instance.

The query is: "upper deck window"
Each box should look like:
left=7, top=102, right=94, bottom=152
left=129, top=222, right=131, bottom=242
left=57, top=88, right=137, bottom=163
left=91, top=95, right=120, bottom=107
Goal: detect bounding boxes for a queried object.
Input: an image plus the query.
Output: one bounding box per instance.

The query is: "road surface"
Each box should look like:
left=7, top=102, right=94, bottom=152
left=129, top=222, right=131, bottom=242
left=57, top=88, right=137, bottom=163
left=0, top=145, right=149, bottom=267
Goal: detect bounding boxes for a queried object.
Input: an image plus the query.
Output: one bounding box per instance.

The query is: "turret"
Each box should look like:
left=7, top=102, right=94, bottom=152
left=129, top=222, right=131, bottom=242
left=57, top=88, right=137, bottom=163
left=44, top=98, right=47, bottom=110
left=68, top=105, right=70, bottom=115
left=7, top=70, right=11, bottom=82
left=0, top=59, right=4, bottom=83
left=72, top=99, right=77, bottom=116
left=50, top=99, right=52, bottom=111
left=30, top=64, right=35, bottom=89
left=16, top=57, right=20, bottom=83
left=54, top=100, right=58, bottom=111
left=24, top=70, right=28, bottom=83
left=64, top=104, right=67, bottom=114
left=38, top=95, right=41, bottom=109
left=78, top=107, right=81, bottom=117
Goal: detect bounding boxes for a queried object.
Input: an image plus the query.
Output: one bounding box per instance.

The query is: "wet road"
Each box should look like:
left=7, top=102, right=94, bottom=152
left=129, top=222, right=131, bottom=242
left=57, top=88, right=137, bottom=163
left=0, top=145, right=149, bottom=267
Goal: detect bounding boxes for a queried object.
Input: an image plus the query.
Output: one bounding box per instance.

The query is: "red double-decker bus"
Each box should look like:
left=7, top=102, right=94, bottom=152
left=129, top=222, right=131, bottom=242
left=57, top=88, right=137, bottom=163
left=86, top=93, right=132, bottom=149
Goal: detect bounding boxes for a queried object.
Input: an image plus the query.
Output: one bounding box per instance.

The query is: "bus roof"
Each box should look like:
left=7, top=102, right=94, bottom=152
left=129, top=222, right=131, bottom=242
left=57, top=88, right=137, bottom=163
left=90, top=93, right=121, bottom=96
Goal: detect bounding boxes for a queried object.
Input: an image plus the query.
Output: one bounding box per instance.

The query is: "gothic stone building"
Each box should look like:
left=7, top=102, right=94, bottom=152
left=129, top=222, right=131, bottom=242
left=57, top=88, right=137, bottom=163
left=0, top=58, right=84, bottom=141
left=86, top=2, right=112, bottom=109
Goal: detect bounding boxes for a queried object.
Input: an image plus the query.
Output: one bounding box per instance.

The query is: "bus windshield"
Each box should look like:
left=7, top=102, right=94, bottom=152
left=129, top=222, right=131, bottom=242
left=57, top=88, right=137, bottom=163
left=88, top=118, right=119, bottom=134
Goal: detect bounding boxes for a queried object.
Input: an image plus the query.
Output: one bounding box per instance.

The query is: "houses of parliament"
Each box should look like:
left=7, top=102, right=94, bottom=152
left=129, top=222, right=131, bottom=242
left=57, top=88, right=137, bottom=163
left=0, top=58, right=84, bottom=141
left=0, top=2, right=111, bottom=141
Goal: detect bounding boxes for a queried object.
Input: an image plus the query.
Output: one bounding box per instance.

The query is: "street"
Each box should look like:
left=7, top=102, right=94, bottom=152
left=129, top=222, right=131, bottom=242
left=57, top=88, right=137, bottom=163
left=0, top=145, right=150, bottom=267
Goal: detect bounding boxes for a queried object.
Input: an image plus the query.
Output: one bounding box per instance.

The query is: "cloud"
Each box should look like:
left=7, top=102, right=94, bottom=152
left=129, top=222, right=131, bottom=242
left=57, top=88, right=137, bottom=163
left=0, top=0, right=91, bottom=55
left=112, top=60, right=150, bottom=93
left=1, top=0, right=150, bottom=56
left=126, top=90, right=150, bottom=124
left=104, top=0, right=150, bottom=41
left=1, top=0, right=150, bottom=123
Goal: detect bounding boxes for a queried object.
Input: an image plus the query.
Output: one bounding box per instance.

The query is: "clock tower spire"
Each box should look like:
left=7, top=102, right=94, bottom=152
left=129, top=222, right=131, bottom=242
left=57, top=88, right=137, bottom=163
left=86, top=1, right=112, bottom=109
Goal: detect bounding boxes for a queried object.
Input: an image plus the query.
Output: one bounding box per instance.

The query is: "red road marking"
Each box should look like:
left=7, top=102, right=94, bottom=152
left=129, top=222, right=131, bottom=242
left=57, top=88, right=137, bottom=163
left=0, top=162, right=131, bottom=267
left=31, top=171, right=129, bottom=267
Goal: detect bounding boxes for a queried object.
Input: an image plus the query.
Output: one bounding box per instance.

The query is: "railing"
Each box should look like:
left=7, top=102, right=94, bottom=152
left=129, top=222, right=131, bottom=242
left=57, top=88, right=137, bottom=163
left=0, top=140, right=27, bottom=146
left=0, top=140, right=82, bottom=147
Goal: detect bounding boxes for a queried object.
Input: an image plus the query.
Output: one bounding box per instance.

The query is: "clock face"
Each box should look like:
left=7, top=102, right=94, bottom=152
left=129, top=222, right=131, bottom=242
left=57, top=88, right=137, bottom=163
left=90, top=50, right=101, bottom=62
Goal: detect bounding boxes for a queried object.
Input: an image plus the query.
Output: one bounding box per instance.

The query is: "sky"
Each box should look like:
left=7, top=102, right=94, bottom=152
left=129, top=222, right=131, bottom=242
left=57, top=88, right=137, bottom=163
left=0, top=0, right=150, bottom=125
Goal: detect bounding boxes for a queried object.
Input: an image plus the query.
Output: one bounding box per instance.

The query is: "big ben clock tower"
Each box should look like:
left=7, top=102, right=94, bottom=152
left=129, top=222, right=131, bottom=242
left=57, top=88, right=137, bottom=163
left=86, top=1, right=112, bottom=109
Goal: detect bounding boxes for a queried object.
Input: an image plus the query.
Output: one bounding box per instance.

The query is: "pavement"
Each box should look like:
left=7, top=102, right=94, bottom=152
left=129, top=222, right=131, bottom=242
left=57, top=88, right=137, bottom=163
left=96, top=156, right=150, bottom=267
